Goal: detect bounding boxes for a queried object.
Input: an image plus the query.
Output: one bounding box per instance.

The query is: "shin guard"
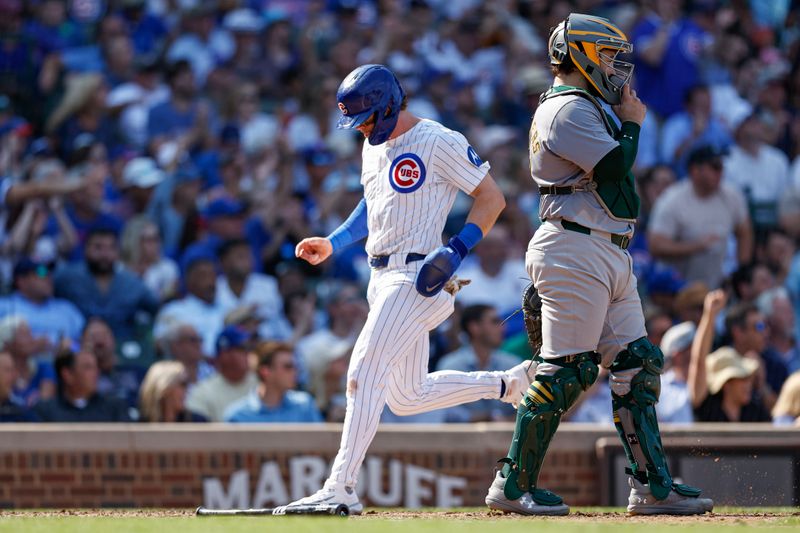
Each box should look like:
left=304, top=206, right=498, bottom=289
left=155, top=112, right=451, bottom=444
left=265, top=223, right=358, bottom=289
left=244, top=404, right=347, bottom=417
left=500, top=352, right=599, bottom=503
left=610, top=337, right=701, bottom=501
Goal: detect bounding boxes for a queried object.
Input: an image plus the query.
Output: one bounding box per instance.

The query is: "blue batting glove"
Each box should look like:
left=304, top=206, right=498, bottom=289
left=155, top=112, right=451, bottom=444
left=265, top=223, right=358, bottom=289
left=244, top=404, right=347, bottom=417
left=415, top=236, right=468, bottom=297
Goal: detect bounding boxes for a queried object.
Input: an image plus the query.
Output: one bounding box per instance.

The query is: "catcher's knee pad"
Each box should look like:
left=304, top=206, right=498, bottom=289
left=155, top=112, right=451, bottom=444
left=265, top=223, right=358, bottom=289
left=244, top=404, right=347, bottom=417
left=501, top=352, right=599, bottom=501
left=610, top=337, right=673, bottom=500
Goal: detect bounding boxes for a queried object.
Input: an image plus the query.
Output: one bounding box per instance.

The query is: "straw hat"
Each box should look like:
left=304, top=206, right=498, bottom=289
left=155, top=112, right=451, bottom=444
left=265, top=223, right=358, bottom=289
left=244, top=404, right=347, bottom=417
left=706, top=347, right=759, bottom=394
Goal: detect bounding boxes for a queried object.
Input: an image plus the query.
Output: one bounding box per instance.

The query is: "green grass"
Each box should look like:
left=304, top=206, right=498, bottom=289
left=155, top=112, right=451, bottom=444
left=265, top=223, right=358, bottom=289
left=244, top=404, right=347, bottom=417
left=0, top=508, right=798, bottom=533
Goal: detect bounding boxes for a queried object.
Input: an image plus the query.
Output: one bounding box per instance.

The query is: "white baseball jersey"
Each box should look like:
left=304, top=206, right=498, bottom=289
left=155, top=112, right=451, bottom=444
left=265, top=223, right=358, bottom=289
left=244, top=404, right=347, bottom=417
left=321, top=119, right=513, bottom=493
left=361, top=119, right=490, bottom=256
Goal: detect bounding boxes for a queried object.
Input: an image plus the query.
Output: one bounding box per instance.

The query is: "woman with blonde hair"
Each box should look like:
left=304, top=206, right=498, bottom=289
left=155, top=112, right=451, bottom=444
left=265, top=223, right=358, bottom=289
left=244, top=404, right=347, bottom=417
left=138, top=361, right=206, bottom=422
left=120, top=215, right=179, bottom=302
left=773, top=372, right=800, bottom=426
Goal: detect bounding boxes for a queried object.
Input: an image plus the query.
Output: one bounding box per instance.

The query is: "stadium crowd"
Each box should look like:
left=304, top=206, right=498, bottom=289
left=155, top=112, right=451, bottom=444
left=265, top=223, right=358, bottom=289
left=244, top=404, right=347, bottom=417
left=1, top=0, right=800, bottom=426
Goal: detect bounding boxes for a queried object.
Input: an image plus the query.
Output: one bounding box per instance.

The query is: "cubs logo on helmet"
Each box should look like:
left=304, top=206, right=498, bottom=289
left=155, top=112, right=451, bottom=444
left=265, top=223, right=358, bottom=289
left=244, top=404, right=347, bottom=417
left=388, top=153, right=426, bottom=193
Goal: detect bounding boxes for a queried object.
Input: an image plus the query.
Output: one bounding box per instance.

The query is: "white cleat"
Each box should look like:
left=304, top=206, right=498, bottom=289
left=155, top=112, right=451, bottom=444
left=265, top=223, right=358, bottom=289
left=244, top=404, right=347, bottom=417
left=273, top=482, right=363, bottom=516
left=485, top=471, right=569, bottom=516
left=500, top=359, right=537, bottom=407
left=627, top=477, right=714, bottom=515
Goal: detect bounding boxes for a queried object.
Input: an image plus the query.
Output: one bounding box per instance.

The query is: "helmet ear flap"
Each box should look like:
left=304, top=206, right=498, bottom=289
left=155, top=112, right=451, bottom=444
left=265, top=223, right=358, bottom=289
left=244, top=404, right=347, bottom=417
left=548, top=20, right=569, bottom=65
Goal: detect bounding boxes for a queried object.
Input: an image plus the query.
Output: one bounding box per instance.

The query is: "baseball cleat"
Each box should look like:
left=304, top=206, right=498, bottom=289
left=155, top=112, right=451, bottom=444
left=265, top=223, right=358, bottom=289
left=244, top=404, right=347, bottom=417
left=626, top=477, right=714, bottom=515
left=273, top=483, right=363, bottom=516
left=500, top=359, right=537, bottom=407
left=485, top=471, right=569, bottom=516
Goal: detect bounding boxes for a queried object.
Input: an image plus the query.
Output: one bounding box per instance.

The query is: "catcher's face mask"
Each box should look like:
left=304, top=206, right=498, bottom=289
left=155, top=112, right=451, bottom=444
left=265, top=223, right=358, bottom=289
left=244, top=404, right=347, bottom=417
left=549, top=13, right=635, bottom=105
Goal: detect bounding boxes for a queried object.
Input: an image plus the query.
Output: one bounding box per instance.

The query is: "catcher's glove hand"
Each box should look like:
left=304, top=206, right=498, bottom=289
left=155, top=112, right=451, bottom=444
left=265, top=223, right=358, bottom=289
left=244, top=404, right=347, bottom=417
left=522, top=282, right=543, bottom=357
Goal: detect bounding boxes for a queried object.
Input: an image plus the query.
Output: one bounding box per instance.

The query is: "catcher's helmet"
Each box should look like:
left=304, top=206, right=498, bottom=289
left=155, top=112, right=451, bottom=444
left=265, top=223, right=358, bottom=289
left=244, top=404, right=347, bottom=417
left=336, top=64, right=405, bottom=146
left=548, top=13, right=634, bottom=105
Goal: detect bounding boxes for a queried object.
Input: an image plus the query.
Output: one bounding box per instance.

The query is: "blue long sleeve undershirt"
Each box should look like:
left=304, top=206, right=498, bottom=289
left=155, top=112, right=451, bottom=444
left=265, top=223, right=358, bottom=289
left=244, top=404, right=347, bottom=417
left=327, top=198, right=368, bottom=252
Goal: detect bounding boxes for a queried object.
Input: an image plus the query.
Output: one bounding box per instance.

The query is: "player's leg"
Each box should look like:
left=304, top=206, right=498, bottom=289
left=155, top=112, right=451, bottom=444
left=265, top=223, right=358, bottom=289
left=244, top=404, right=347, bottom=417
left=487, top=227, right=608, bottom=515
left=384, top=334, right=533, bottom=416
left=602, top=268, right=713, bottom=515
left=278, top=278, right=451, bottom=513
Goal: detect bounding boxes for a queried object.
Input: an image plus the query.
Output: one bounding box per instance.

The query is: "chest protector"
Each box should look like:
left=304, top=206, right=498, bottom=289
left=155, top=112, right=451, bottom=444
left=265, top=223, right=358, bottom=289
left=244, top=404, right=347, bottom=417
left=539, top=85, right=640, bottom=222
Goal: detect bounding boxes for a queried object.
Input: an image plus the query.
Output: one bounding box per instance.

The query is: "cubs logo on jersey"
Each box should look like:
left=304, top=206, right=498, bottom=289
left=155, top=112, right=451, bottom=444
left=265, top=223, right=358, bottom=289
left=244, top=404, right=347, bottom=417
left=388, top=153, right=426, bottom=193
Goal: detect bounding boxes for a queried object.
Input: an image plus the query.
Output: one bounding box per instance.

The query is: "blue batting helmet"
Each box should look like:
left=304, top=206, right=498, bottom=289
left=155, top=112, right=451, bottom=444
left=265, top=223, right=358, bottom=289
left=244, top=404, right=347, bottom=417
left=336, top=64, right=405, bottom=146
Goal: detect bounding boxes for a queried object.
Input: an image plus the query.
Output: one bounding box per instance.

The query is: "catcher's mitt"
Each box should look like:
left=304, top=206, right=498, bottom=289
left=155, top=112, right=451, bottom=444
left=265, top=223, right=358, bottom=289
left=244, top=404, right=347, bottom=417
left=522, top=282, right=543, bottom=357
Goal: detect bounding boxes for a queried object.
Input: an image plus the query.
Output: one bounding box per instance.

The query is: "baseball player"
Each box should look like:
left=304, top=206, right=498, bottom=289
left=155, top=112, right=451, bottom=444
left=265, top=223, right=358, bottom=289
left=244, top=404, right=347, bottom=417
left=280, top=64, right=535, bottom=514
left=485, top=14, right=714, bottom=516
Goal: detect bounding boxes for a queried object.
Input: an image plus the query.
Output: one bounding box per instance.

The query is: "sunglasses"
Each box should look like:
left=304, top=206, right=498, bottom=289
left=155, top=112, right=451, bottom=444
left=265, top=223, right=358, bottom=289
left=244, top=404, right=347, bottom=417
left=24, top=264, right=54, bottom=278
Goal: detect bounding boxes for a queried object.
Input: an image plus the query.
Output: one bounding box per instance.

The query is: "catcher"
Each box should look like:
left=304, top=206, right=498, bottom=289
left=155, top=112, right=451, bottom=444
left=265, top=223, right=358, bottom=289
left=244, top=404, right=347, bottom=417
left=485, top=13, right=714, bottom=516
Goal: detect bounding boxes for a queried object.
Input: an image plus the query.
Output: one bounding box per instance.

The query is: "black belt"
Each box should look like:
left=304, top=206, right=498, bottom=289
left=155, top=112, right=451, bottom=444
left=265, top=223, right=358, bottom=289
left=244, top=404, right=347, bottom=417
left=368, top=253, right=427, bottom=269
left=539, top=185, right=579, bottom=195
left=539, top=183, right=595, bottom=195
left=556, top=219, right=631, bottom=250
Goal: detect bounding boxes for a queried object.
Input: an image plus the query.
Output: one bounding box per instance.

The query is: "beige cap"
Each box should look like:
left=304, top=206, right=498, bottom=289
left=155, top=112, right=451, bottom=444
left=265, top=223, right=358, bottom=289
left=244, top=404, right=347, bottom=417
left=706, top=347, right=759, bottom=394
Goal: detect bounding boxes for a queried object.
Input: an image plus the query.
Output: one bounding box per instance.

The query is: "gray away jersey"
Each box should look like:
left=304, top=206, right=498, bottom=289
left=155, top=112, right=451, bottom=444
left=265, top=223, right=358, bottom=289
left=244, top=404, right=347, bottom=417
left=361, top=119, right=490, bottom=257
left=531, top=93, right=634, bottom=235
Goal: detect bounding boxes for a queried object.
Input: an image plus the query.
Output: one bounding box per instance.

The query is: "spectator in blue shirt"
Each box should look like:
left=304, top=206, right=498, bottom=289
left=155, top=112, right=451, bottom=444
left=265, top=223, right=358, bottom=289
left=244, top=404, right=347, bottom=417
left=0, top=258, right=85, bottom=345
left=54, top=226, right=159, bottom=363
left=631, top=1, right=713, bottom=119
left=146, top=59, right=216, bottom=167
left=225, top=340, right=322, bottom=423
left=180, top=197, right=248, bottom=269
left=0, top=315, right=55, bottom=407
left=57, top=161, right=124, bottom=261
left=117, top=0, right=168, bottom=57
left=660, top=85, right=732, bottom=176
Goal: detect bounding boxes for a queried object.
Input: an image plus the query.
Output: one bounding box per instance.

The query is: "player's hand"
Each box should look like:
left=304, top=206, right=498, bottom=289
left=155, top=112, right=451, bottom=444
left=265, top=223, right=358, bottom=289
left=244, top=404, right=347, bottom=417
left=295, top=237, right=333, bottom=265
left=415, top=239, right=466, bottom=297
left=612, top=84, right=646, bottom=125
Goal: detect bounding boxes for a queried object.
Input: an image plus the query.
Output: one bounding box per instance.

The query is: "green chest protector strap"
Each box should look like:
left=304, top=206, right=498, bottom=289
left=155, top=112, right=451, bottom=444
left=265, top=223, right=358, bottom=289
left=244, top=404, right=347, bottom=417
left=539, top=85, right=640, bottom=222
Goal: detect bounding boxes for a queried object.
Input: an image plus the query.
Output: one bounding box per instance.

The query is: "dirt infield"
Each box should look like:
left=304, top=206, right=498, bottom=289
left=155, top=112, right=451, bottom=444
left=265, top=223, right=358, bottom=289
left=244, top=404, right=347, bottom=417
left=363, top=509, right=800, bottom=525
left=1, top=508, right=798, bottom=525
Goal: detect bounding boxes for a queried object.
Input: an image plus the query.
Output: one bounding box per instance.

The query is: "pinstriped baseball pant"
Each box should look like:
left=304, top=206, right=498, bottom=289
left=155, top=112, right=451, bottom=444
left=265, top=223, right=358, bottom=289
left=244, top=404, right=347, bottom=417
left=327, top=257, right=503, bottom=488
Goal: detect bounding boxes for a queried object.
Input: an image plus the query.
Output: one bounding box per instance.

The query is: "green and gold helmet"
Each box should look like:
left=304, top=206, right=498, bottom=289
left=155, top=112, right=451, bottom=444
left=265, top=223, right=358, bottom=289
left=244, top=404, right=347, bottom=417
left=548, top=13, right=634, bottom=105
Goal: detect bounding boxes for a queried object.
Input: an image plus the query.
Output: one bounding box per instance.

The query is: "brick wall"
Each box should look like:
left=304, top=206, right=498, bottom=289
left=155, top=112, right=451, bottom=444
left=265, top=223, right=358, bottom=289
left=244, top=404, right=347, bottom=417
left=0, top=449, right=601, bottom=508
left=0, top=424, right=796, bottom=509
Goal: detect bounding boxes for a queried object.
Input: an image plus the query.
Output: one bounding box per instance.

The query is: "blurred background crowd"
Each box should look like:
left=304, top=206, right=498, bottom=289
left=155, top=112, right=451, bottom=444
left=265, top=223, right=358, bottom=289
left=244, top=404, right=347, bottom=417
left=1, top=0, right=799, bottom=426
